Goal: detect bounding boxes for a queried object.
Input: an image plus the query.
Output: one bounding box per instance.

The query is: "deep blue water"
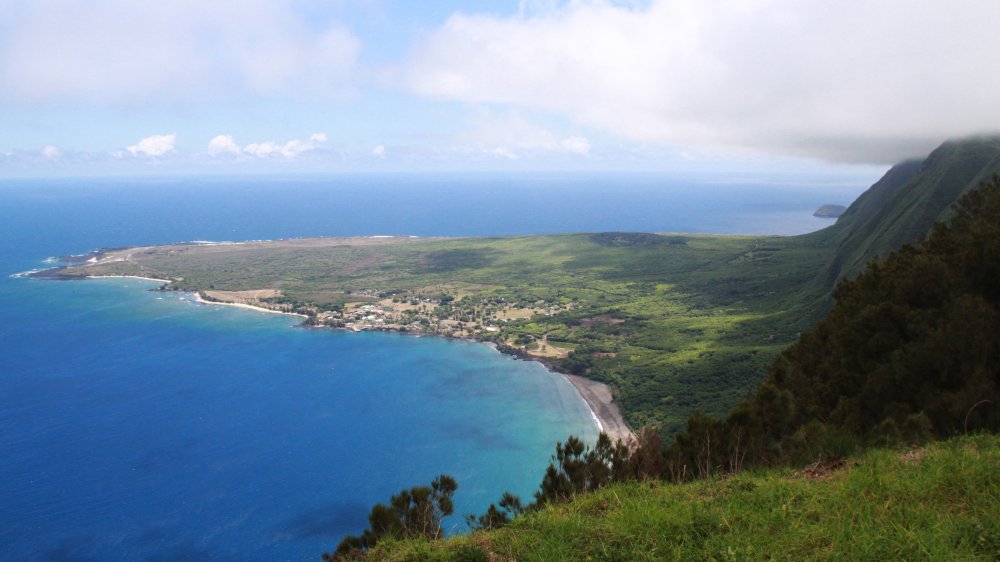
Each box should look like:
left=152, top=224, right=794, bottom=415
left=0, top=173, right=872, bottom=561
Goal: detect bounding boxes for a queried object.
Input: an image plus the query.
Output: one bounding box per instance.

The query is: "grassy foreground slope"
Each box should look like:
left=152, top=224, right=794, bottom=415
left=370, top=434, right=1000, bottom=561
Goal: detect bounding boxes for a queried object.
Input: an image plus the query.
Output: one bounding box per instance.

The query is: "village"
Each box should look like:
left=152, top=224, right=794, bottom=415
left=307, top=289, right=574, bottom=354
left=195, top=285, right=577, bottom=357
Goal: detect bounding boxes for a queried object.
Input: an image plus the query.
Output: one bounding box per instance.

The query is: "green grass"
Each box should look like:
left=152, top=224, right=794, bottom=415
left=367, top=434, right=1000, bottom=561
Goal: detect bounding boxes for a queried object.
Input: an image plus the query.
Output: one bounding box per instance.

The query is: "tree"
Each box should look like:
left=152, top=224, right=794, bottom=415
left=466, top=491, right=524, bottom=530
left=534, top=433, right=631, bottom=504
left=659, top=175, right=1000, bottom=477
left=326, top=474, right=458, bottom=560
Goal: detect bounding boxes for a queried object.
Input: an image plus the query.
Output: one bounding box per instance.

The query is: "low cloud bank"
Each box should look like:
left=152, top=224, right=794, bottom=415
left=407, top=0, right=1000, bottom=163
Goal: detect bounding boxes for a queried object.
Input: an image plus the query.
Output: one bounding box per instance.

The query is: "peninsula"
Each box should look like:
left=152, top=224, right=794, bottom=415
left=40, top=231, right=829, bottom=436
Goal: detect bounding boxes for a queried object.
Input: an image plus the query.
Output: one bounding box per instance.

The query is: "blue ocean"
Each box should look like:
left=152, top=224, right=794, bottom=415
left=0, top=173, right=872, bottom=561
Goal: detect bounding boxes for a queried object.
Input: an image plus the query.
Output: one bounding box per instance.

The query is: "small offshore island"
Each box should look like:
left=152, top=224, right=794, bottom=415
left=812, top=203, right=847, bottom=218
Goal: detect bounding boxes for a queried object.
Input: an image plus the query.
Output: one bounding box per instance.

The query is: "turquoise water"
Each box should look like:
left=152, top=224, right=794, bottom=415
left=1, top=276, right=597, bottom=561
left=0, top=174, right=871, bottom=561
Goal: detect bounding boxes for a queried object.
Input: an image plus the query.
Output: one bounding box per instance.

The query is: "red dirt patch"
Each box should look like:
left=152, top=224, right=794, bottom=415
left=900, top=448, right=926, bottom=464
left=579, top=315, right=625, bottom=327
left=794, top=458, right=847, bottom=481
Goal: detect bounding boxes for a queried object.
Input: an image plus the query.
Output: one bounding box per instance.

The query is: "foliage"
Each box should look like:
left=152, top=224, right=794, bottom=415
left=533, top=434, right=632, bottom=504
left=778, top=174, right=1000, bottom=436
left=658, top=175, right=1000, bottom=479
left=325, top=475, right=458, bottom=561
left=464, top=492, right=524, bottom=531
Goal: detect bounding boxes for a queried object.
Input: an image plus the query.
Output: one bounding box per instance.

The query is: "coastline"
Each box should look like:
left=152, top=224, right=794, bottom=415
left=481, top=341, right=633, bottom=443
left=66, top=269, right=631, bottom=445
left=82, top=273, right=309, bottom=319
left=192, top=293, right=310, bottom=318
left=563, top=374, right=634, bottom=444
left=193, top=289, right=632, bottom=443
left=86, top=274, right=173, bottom=284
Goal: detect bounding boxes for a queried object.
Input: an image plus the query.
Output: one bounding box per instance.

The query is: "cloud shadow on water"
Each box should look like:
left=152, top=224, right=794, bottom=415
left=275, top=501, right=370, bottom=540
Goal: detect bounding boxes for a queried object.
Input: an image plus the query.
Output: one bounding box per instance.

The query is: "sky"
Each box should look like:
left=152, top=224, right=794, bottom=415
left=1, top=0, right=999, bottom=177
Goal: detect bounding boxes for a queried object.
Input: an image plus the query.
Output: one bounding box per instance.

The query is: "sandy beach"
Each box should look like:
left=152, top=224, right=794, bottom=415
left=86, top=274, right=173, bottom=284
left=86, top=274, right=308, bottom=320
left=193, top=293, right=309, bottom=318
left=564, top=374, right=634, bottom=443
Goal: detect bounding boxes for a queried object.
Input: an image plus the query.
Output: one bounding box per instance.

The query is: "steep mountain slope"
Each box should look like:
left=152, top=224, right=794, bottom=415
left=647, top=173, right=1000, bottom=477
left=809, top=136, right=1000, bottom=289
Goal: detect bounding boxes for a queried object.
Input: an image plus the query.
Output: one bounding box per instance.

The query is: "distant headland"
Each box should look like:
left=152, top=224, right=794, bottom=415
left=813, top=204, right=847, bottom=218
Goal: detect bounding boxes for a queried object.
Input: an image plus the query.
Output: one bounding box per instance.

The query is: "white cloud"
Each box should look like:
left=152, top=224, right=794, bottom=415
left=461, top=110, right=592, bottom=159
left=207, top=134, right=241, bottom=156
left=277, top=139, right=314, bottom=158
left=243, top=142, right=278, bottom=158
left=0, top=1, right=360, bottom=103
left=127, top=134, right=175, bottom=157
left=372, top=144, right=386, bottom=159
left=561, top=136, right=590, bottom=155
left=408, top=0, right=1000, bottom=163
left=40, top=145, right=60, bottom=160
left=228, top=132, right=328, bottom=159
left=489, top=147, right=519, bottom=160
left=246, top=142, right=293, bottom=158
